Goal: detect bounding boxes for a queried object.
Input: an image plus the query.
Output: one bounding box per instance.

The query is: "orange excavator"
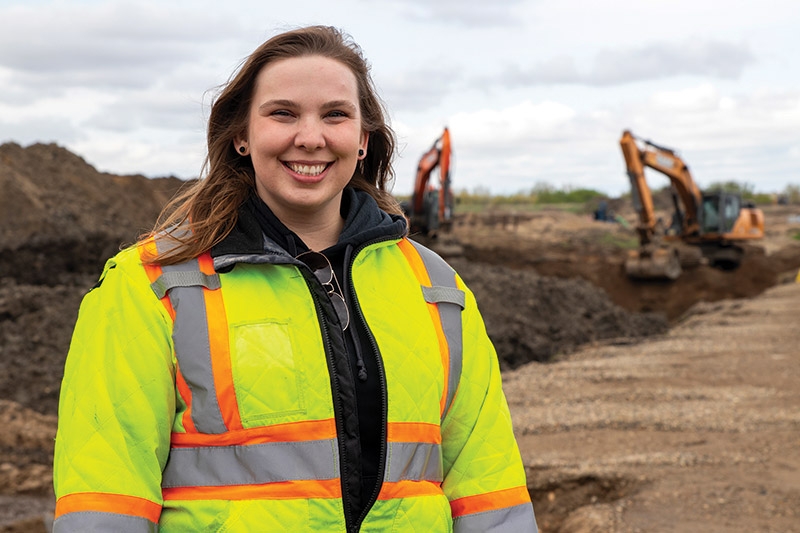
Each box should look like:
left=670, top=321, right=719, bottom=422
left=620, top=130, right=765, bottom=280
left=402, top=128, right=454, bottom=237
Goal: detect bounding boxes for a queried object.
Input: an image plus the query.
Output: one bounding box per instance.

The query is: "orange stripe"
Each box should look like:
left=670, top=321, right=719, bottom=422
left=162, top=479, right=341, bottom=501
left=449, top=486, right=531, bottom=518
left=397, top=238, right=432, bottom=285
left=137, top=239, right=175, bottom=320
left=386, top=421, right=441, bottom=444
left=377, top=480, right=442, bottom=500
left=397, top=239, right=450, bottom=417
left=55, top=492, right=161, bottom=522
left=175, top=361, right=197, bottom=433
left=197, top=252, right=242, bottom=432
left=138, top=240, right=190, bottom=426
left=171, top=418, right=337, bottom=447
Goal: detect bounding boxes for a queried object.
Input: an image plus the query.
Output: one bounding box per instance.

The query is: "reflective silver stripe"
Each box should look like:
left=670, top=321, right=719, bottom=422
left=53, top=512, right=159, bottom=533
left=406, top=239, right=464, bottom=421
left=453, top=502, right=538, bottom=533
left=161, top=439, right=339, bottom=488
left=384, top=442, right=443, bottom=483
left=149, top=234, right=228, bottom=435
left=422, top=285, right=465, bottom=309
left=151, top=270, right=220, bottom=299
left=161, top=259, right=227, bottom=434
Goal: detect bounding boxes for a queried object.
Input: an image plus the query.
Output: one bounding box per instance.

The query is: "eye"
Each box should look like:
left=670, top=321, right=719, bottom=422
left=324, top=110, right=351, bottom=122
left=271, top=109, right=294, bottom=118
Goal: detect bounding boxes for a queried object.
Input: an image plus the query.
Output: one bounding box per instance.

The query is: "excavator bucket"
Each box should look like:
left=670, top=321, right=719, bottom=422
left=625, top=246, right=682, bottom=281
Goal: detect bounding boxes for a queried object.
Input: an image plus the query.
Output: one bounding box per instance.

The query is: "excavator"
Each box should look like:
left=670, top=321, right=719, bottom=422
left=619, top=130, right=765, bottom=280
left=400, top=128, right=463, bottom=257
left=402, top=127, right=454, bottom=237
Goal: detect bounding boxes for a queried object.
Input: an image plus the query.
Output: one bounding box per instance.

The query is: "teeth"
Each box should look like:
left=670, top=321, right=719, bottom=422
left=288, top=163, right=326, bottom=176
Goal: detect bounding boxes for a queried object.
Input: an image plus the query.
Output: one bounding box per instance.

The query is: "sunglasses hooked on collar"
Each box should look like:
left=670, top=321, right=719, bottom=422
left=296, top=251, right=350, bottom=331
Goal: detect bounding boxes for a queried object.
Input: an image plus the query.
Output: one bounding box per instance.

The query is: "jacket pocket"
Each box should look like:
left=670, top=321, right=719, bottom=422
left=230, top=321, right=306, bottom=424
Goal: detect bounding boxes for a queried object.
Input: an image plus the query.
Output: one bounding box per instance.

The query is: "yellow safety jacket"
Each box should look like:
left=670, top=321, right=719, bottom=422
left=54, top=228, right=536, bottom=531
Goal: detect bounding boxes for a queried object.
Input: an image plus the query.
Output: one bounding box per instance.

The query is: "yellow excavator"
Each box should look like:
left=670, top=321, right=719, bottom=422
left=619, top=130, right=765, bottom=280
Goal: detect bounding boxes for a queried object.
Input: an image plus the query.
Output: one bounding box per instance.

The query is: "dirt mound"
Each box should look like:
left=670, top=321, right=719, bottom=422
left=450, top=258, right=668, bottom=369
left=454, top=207, right=800, bottom=321
left=0, top=142, right=186, bottom=284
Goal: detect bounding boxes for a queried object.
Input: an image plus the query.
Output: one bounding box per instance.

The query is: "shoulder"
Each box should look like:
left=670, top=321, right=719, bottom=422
left=87, top=244, right=158, bottom=302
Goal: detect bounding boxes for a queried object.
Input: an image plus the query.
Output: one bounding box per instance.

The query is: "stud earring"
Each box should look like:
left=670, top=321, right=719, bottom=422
left=358, top=149, right=364, bottom=157
left=239, top=146, right=246, bottom=154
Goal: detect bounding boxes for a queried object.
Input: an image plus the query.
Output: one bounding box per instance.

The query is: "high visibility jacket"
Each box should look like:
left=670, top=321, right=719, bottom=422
left=53, top=232, right=536, bottom=532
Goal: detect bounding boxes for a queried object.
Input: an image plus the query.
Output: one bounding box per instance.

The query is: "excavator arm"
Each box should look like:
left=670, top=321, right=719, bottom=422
left=406, top=128, right=453, bottom=235
left=620, top=130, right=704, bottom=243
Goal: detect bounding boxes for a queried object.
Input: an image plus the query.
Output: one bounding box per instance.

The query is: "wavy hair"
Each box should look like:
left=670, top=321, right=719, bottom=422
left=142, top=25, right=402, bottom=265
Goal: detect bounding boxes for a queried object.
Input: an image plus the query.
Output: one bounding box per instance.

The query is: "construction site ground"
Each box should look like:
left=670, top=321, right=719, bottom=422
left=1, top=143, right=799, bottom=532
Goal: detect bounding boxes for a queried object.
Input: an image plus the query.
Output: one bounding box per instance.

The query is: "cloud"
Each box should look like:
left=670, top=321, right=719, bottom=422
left=496, top=40, right=755, bottom=87
left=83, top=90, right=206, bottom=133
left=0, top=2, right=240, bottom=95
left=379, top=66, right=464, bottom=113
left=0, top=116, right=86, bottom=146
left=382, top=0, right=527, bottom=27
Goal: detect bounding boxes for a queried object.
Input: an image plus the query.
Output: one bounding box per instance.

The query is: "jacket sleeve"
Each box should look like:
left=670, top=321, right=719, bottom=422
left=440, top=276, right=538, bottom=533
left=53, top=247, right=175, bottom=532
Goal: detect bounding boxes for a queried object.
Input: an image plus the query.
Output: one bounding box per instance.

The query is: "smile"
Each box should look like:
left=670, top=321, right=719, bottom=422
left=285, top=162, right=330, bottom=176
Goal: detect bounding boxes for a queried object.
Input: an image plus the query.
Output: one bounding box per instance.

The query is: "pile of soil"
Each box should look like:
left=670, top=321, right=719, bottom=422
left=450, top=257, right=667, bottom=369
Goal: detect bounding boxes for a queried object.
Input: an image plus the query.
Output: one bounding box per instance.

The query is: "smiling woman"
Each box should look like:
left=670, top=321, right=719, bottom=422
left=52, top=25, right=537, bottom=533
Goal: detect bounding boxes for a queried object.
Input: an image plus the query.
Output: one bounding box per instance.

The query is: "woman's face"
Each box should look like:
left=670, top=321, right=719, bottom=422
left=240, top=55, right=368, bottom=225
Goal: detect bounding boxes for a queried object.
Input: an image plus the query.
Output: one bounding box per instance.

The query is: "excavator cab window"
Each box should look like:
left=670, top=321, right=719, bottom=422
left=701, top=192, right=741, bottom=234
left=721, top=193, right=740, bottom=233
left=700, top=194, right=721, bottom=234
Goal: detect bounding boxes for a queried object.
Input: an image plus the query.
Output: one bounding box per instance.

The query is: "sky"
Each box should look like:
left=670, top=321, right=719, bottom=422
left=1, top=0, right=799, bottom=197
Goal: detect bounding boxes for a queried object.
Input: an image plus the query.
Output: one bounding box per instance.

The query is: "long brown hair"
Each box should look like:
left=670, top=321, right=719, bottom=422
left=143, top=25, right=402, bottom=265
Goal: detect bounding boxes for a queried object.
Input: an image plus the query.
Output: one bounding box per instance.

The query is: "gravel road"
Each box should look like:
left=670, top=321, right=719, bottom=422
left=511, top=280, right=800, bottom=532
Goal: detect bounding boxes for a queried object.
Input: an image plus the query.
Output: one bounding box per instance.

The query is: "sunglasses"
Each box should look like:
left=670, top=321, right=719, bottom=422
left=296, top=251, right=350, bottom=331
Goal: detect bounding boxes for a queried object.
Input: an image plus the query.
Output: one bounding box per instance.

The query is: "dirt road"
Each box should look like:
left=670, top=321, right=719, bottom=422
left=511, top=280, right=800, bottom=532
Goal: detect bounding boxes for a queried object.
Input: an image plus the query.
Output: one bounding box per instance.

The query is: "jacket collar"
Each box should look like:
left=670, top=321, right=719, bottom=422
left=211, top=187, right=407, bottom=272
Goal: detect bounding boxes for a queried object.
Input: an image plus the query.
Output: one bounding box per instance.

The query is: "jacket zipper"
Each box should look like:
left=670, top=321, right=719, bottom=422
left=301, top=266, right=355, bottom=532
left=347, top=239, right=392, bottom=532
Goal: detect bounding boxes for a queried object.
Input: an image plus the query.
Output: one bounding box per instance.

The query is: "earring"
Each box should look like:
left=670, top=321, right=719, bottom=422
left=239, top=146, right=246, bottom=154
left=358, top=149, right=364, bottom=157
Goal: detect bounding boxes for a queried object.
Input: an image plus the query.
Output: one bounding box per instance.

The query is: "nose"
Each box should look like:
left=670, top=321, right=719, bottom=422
left=294, top=117, right=326, bottom=151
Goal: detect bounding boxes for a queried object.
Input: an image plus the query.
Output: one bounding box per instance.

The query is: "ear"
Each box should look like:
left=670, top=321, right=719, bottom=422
left=359, top=131, right=370, bottom=159
left=233, top=135, right=248, bottom=155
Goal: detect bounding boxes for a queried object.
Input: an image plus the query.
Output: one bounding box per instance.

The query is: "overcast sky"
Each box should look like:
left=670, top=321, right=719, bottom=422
left=1, top=0, right=798, bottom=196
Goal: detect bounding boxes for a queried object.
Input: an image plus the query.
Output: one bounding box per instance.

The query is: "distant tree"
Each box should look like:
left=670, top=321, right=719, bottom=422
left=783, top=184, right=800, bottom=204
left=705, top=181, right=755, bottom=196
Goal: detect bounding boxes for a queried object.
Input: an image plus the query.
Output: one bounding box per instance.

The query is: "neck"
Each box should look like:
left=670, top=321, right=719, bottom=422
left=289, top=217, right=344, bottom=251
left=258, top=192, right=346, bottom=252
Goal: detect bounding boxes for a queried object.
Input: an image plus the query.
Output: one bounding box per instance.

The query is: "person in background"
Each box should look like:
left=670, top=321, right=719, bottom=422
left=53, top=25, right=536, bottom=532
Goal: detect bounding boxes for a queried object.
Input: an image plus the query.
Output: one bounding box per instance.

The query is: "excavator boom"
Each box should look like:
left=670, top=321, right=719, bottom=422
left=405, top=128, right=453, bottom=236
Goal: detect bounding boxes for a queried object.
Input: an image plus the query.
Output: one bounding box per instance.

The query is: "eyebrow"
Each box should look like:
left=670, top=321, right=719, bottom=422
left=258, top=99, right=358, bottom=113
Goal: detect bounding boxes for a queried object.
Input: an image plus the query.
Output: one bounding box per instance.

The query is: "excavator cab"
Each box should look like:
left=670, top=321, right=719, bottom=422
left=699, top=192, right=740, bottom=235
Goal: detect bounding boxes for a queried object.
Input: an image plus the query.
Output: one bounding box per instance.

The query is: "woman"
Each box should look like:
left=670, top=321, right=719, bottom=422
left=53, top=25, right=537, bottom=532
